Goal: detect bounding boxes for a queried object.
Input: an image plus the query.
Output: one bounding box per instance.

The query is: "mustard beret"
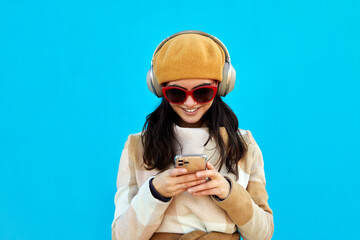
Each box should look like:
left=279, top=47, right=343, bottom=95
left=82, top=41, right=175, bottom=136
left=153, top=34, right=225, bottom=84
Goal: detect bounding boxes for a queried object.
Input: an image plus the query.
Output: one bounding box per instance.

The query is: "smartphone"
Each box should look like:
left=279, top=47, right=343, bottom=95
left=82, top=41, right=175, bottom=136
left=174, top=154, right=207, bottom=174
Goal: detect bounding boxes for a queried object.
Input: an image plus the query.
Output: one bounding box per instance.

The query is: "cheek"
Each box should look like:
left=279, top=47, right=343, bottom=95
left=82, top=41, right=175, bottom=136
left=169, top=103, right=178, bottom=112
left=169, top=104, right=184, bottom=117
left=202, top=101, right=214, bottom=111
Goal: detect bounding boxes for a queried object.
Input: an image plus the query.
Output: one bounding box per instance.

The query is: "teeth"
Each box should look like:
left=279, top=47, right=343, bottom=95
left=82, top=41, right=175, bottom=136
left=184, top=108, right=197, bottom=112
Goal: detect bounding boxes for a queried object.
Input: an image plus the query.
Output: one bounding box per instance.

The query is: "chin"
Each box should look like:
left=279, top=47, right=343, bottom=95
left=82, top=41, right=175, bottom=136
left=178, top=116, right=203, bottom=127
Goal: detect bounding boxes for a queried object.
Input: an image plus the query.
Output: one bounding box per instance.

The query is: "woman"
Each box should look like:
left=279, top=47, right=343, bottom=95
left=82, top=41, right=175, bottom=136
left=112, top=31, right=274, bottom=240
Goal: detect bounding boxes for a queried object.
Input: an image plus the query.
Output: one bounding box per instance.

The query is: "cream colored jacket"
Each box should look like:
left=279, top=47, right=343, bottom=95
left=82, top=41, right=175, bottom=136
left=112, top=126, right=274, bottom=240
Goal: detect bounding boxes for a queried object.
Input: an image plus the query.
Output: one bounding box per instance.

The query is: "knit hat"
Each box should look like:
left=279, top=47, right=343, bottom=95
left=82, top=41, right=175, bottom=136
left=153, top=34, right=225, bottom=84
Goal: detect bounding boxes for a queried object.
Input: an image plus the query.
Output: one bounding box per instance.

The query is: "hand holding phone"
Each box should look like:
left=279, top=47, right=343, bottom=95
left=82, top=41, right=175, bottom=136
left=175, top=154, right=207, bottom=174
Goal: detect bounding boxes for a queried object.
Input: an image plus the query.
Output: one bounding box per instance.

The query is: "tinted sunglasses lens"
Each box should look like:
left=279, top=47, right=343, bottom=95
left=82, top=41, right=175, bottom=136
left=165, top=88, right=186, bottom=103
left=193, top=87, right=215, bottom=103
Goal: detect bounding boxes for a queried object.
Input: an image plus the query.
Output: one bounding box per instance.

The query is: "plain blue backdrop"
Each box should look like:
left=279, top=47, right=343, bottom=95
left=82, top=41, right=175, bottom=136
left=1, top=0, right=359, bottom=239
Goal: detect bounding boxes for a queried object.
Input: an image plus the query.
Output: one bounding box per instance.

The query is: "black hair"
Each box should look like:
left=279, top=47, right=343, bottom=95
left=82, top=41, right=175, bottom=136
left=141, top=96, right=247, bottom=179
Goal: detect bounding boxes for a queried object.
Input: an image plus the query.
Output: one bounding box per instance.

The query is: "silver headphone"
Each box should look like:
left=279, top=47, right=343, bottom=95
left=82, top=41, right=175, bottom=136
left=146, top=30, right=236, bottom=97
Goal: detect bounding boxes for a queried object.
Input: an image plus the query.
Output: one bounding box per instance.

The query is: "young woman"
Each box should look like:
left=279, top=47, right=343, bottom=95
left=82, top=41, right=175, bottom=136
left=112, top=31, right=274, bottom=240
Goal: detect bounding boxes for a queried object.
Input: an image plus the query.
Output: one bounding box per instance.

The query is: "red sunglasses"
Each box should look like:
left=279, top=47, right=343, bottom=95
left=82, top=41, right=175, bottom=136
left=162, top=85, right=218, bottom=104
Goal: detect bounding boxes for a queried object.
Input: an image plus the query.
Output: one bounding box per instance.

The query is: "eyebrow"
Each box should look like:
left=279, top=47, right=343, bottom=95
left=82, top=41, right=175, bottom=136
left=167, top=83, right=212, bottom=90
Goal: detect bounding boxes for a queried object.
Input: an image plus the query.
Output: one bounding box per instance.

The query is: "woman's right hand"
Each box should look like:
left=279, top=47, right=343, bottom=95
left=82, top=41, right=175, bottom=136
left=152, top=168, right=207, bottom=198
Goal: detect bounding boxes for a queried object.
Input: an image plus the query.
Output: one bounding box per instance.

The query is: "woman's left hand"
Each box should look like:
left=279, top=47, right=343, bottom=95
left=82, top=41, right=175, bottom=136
left=187, top=162, right=230, bottom=200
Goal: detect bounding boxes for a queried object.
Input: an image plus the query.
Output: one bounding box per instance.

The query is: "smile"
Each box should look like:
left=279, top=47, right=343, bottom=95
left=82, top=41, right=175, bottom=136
left=183, top=108, right=198, bottom=113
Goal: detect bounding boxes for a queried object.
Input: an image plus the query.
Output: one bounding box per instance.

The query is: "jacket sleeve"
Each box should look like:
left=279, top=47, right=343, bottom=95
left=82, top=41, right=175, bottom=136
left=111, top=135, right=172, bottom=240
left=211, top=131, right=274, bottom=240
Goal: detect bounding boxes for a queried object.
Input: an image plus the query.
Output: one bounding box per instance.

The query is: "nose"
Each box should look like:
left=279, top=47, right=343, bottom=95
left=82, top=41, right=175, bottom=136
left=183, top=95, right=197, bottom=106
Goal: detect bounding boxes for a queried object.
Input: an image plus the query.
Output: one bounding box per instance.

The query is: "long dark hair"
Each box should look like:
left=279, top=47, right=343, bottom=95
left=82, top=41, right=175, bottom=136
left=141, top=96, right=247, bottom=179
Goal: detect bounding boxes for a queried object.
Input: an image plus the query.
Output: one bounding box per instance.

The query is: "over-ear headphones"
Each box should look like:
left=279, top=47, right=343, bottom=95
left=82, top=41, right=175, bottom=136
left=146, top=30, right=236, bottom=97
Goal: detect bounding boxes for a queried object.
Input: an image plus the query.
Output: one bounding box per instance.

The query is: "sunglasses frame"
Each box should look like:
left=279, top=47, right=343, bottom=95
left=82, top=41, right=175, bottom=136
left=161, top=85, right=218, bottom=104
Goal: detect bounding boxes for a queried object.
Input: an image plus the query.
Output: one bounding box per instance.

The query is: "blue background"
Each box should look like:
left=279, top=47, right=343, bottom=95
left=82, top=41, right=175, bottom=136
left=1, top=0, right=359, bottom=239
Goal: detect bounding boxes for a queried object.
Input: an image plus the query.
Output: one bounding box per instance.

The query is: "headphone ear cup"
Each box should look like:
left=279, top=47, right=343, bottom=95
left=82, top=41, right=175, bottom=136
left=146, top=67, right=163, bottom=97
left=227, top=64, right=236, bottom=95
left=218, top=62, right=236, bottom=96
